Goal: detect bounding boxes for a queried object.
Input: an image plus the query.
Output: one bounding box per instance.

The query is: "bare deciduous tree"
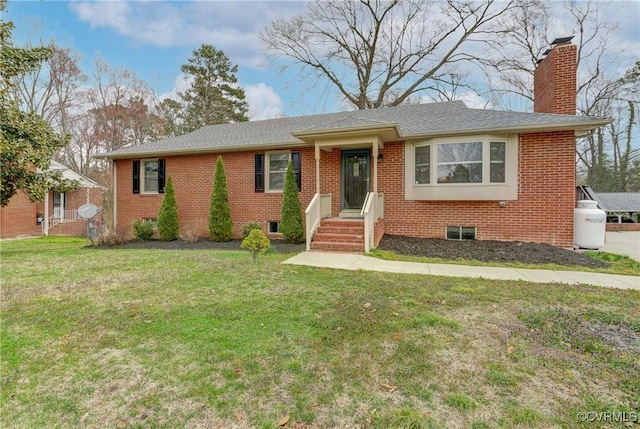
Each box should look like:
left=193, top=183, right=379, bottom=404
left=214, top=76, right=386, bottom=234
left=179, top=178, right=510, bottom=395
left=260, top=0, right=526, bottom=109
left=481, top=0, right=639, bottom=192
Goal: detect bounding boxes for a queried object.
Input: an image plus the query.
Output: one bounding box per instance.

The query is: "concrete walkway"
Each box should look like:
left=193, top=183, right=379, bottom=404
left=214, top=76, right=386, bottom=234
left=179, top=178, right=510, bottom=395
left=284, top=252, right=640, bottom=291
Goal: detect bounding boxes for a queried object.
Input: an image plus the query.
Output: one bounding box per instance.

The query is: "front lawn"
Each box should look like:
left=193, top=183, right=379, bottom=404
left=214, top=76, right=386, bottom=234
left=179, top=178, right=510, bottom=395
left=1, top=237, right=638, bottom=428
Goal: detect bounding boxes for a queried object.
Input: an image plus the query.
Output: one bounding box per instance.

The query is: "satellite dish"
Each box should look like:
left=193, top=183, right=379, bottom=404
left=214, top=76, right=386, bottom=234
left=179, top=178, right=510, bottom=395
left=78, top=203, right=99, bottom=219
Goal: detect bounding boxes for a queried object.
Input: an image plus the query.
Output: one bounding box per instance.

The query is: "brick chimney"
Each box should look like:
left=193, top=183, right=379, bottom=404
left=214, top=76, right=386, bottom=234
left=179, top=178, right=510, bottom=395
left=533, top=39, right=577, bottom=115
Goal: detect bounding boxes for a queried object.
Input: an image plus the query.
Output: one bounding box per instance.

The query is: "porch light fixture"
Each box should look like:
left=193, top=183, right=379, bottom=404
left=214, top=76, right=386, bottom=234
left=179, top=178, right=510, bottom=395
left=377, top=154, right=383, bottom=162
left=498, top=201, right=507, bottom=208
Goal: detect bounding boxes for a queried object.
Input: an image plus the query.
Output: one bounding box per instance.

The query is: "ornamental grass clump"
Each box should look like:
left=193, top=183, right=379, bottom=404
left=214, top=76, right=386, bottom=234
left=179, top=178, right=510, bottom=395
left=241, top=229, right=271, bottom=262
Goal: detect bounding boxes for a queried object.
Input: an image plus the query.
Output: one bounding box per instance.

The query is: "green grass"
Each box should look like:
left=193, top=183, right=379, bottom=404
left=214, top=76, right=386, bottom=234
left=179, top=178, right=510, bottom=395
left=1, top=236, right=639, bottom=428
left=370, top=248, right=640, bottom=276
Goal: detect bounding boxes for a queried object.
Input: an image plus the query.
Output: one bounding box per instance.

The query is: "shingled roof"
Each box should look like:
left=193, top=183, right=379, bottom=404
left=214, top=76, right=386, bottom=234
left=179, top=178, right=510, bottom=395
left=96, top=101, right=610, bottom=159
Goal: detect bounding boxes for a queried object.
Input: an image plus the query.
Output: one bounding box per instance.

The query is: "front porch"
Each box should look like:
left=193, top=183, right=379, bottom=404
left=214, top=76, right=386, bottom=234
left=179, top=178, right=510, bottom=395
left=297, top=123, right=395, bottom=253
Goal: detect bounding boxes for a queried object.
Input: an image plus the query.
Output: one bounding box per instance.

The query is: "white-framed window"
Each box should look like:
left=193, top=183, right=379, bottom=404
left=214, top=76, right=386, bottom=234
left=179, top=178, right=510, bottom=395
left=446, top=226, right=477, bottom=240
left=142, top=159, right=159, bottom=193
left=266, top=151, right=291, bottom=192
left=489, top=141, right=506, bottom=183
left=268, top=221, right=280, bottom=234
left=414, top=145, right=431, bottom=185
left=437, top=142, right=483, bottom=184
left=405, top=135, right=517, bottom=201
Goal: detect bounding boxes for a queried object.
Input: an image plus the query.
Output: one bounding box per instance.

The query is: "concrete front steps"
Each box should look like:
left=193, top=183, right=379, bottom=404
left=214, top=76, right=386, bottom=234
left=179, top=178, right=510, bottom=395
left=310, top=218, right=364, bottom=252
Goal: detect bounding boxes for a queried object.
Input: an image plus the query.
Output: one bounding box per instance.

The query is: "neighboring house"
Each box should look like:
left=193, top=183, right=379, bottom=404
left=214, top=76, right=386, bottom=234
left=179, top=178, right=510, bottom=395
left=578, top=186, right=640, bottom=231
left=0, top=161, right=104, bottom=239
left=96, top=42, right=610, bottom=251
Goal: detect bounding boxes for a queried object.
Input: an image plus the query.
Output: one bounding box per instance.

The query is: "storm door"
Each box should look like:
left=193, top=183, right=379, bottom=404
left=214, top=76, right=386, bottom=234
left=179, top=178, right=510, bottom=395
left=341, top=149, right=370, bottom=210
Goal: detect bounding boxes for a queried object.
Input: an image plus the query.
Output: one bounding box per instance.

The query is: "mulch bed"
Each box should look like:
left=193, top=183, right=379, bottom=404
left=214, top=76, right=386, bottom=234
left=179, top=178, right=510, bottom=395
left=94, top=235, right=610, bottom=269
left=378, top=235, right=610, bottom=269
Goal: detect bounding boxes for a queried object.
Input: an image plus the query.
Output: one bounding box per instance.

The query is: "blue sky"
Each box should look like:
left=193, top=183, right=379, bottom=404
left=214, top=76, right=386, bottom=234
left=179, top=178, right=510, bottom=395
left=4, top=1, right=640, bottom=120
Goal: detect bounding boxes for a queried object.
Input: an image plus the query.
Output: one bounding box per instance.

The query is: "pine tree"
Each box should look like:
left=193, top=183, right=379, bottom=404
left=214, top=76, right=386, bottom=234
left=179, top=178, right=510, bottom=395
left=209, top=156, right=233, bottom=241
left=157, top=176, right=179, bottom=241
left=280, top=161, right=304, bottom=244
left=179, top=44, right=249, bottom=134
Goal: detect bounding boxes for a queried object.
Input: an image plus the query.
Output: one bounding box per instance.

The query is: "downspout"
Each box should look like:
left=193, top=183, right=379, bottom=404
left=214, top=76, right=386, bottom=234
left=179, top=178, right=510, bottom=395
left=112, top=160, right=117, bottom=230
left=43, top=192, right=49, bottom=236
left=315, top=145, right=321, bottom=194
left=372, top=140, right=378, bottom=194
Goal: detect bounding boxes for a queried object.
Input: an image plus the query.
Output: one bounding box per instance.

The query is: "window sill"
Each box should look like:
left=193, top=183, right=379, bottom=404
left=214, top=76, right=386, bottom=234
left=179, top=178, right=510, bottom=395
left=406, top=183, right=516, bottom=201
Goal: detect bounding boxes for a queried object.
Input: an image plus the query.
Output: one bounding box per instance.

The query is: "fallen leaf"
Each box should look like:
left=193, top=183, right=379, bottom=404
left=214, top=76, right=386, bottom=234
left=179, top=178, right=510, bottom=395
left=116, top=419, right=127, bottom=428
left=363, top=302, right=372, bottom=308
left=507, top=346, right=514, bottom=355
left=380, top=382, right=398, bottom=392
left=392, top=333, right=403, bottom=340
left=276, top=413, right=290, bottom=426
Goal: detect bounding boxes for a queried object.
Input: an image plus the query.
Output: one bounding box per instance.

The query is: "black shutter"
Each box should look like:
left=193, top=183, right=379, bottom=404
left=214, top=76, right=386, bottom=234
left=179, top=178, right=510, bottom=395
left=132, top=160, right=140, bottom=194
left=255, top=153, right=264, bottom=192
left=292, top=151, right=301, bottom=192
left=158, top=159, right=166, bottom=194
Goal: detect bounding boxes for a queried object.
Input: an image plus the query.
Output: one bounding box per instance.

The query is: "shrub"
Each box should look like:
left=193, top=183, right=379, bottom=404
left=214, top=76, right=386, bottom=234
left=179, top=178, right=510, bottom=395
left=92, top=226, right=127, bottom=246
left=280, top=161, right=304, bottom=244
left=241, top=229, right=271, bottom=262
left=157, top=176, right=179, bottom=241
left=241, top=220, right=262, bottom=238
left=209, top=156, right=233, bottom=242
left=132, top=219, right=154, bottom=242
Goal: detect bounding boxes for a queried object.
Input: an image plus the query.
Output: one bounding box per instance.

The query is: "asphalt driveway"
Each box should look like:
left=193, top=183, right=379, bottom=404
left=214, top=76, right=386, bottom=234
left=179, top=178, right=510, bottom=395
left=601, top=231, right=640, bottom=261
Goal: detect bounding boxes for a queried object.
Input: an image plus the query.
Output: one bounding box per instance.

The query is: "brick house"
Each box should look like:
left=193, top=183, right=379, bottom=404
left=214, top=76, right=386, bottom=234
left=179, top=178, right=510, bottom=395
left=96, top=42, right=609, bottom=251
left=0, top=160, right=103, bottom=239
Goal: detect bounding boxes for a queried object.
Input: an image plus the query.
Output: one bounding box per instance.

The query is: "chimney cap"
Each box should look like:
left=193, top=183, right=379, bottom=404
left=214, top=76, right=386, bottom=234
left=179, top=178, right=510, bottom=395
left=551, top=36, right=574, bottom=46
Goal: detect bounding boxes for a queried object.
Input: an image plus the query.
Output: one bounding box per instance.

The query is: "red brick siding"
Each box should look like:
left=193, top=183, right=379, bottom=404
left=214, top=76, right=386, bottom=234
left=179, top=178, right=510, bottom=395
left=115, top=149, right=316, bottom=239
left=374, top=219, right=385, bottom=246
left=0, top=192, right=41, bottom=238
left=378, top=131, right=576, bottom=247
left=114, top=131, right=577, bottom=247
left=533, top=44, right=577, bottom=115
left=607, top=223, right=640, bottom=232
left=0, top=187, right=103, bottom=239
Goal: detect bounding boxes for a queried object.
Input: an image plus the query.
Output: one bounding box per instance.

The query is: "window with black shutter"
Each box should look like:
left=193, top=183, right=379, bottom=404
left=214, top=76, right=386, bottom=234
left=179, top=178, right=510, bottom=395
left=291, top=151, right=301, bottom=192
left=255, top=153, right=264, bottom=192
left=132, top=160, right=140, bottom=194
left=158, top=159, right=166, bottom=193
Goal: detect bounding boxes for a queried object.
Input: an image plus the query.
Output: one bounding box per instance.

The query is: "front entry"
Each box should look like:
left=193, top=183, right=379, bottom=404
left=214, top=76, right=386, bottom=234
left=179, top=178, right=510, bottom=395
left=53, top=191, right=65, bottom=220
left=341, top=149, right=370, bottom=210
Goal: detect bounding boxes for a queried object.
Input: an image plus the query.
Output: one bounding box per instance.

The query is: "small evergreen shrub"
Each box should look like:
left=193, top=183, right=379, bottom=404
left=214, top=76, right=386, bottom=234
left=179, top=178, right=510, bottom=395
left=209, top=156, right=233, bottom=242
left=132, top=219, right=154, bottom=242
left=241, top=229, right=271, bottom=262
left=157, top=176, right=179, bottom=241
left=241, top=220, right=262, bottom=238
left=280, top=161, right=304, bottom=244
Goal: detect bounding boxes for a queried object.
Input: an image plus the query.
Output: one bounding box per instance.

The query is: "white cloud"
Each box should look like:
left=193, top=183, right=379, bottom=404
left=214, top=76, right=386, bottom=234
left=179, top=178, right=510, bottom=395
left=245, top=82, right=284, bottom=120
left=454, top=92, right=492, bottom=110
left=158, top=74, right=193, bottom=102
left=68, top=0, right=306, bottom=69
